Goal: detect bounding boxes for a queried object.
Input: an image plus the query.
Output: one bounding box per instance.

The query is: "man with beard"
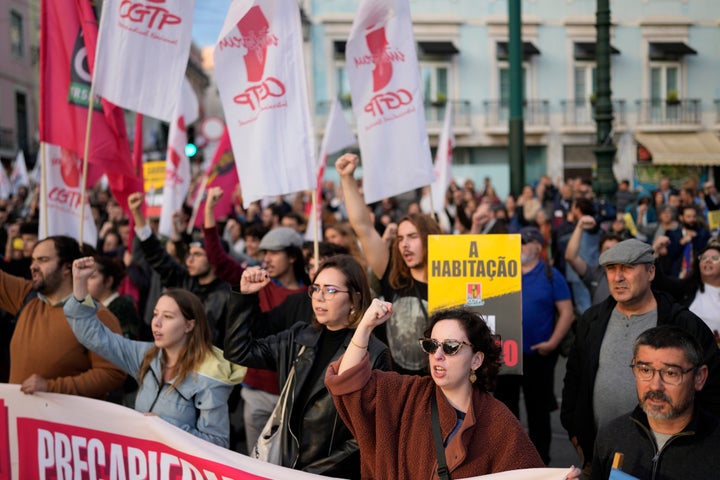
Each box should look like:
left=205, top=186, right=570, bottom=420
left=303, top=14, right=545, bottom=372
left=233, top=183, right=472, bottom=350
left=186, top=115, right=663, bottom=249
left=591, top=325, right=720, bottom=479
left=4, top=236, right=126, bottom=397
left=666, top=205, right=711, bottom=278
left=128, top=192, right=231, bottom=348
left=336, top=153, right=441, bottom=375
left=494, top=226, right=574, bottom=464
left=561, top=238, right=720, bottom=475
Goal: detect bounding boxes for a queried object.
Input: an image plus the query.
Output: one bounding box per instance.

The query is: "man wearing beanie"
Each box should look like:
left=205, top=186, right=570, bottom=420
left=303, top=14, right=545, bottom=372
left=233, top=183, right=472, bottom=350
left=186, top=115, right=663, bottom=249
left=561, top=238, right=720, bottom=474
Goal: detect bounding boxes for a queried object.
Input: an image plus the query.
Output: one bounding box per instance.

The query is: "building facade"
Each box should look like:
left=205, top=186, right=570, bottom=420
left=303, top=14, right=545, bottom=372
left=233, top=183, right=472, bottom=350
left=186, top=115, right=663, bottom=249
left=304, top=0, right=720, bottom=198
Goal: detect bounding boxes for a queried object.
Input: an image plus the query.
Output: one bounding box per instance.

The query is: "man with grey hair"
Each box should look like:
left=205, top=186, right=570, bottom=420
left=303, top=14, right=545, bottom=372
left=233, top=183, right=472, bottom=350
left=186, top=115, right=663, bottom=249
left=561, top=238, right=720, bottom=473
left=591, top=325, right=720, bottom=479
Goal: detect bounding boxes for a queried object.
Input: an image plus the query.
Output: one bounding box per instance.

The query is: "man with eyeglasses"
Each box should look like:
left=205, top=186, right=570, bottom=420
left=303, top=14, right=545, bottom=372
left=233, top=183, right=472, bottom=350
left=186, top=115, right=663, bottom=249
left=561, top=238, right=720, bottom=475
left=591, top=325, right=720, bottom=479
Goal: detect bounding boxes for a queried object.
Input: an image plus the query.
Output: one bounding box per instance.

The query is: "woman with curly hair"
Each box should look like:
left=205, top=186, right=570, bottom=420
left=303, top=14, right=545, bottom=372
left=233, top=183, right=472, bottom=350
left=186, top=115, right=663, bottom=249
left=326, top=306, right=549, bottom=479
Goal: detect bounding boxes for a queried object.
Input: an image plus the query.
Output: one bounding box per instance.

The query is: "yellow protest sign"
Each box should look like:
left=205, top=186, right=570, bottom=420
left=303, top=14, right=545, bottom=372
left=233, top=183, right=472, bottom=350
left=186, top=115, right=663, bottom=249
left=708, top=210, right=720, bottom=231
left=428, top=234, right=523, bottom=374
left=143, top=160, right=166, bottom=217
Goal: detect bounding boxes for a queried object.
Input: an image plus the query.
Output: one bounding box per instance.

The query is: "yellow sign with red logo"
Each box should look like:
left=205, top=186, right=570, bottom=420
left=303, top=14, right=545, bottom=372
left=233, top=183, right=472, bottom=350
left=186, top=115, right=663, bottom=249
left=428, top=234, right=523, bottom=374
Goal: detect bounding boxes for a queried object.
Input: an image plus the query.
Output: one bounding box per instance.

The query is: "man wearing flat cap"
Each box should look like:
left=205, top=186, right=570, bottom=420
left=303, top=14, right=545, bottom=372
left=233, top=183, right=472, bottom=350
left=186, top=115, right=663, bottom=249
left=561, top=238, right=720, bottom=474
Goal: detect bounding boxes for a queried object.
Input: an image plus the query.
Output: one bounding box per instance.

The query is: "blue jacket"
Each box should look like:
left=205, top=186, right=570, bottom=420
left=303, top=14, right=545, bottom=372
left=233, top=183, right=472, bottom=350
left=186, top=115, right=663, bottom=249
left=64, top=296, right=246, bottom=447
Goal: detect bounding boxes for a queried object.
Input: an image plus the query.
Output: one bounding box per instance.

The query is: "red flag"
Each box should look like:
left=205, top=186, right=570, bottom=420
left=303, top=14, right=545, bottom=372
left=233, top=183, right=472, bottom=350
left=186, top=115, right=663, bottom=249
left=39, top=0, right=141, bottom=214
left=193, top=128, right=240, bottom=228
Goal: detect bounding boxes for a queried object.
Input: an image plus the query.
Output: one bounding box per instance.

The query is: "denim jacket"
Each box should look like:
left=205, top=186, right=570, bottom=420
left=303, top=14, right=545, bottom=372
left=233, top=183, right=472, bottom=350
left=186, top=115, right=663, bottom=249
left=64, top=296, right=245, bottom=447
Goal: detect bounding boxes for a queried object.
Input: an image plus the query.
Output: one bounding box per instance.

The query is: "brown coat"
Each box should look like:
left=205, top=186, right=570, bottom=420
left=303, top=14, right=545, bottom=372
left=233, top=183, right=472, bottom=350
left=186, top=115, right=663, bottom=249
left=326, top=357, right=543, bottom=479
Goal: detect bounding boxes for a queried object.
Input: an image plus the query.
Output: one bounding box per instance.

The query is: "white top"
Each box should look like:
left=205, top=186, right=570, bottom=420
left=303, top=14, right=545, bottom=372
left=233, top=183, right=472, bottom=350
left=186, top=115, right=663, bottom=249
left=690, top=283, right=720, bottom=336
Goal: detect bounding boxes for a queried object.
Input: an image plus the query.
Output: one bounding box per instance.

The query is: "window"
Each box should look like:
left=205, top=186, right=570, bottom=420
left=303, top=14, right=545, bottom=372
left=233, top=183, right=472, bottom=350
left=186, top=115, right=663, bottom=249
left=335, top=65, right=351, bottom=106
left=574, top=63, right=596, bottom=103
left=10, top=11, right=24, bottom=58
left=650, top=64, right=679, bottom=100
left=421, top=63, right=449, bottom=104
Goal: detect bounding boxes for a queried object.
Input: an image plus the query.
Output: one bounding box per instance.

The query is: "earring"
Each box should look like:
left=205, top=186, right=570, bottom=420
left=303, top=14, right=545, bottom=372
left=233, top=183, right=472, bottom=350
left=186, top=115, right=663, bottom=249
left=469, top=369, right=477, bottom=384
left=349, top=307, right=356, bottom=317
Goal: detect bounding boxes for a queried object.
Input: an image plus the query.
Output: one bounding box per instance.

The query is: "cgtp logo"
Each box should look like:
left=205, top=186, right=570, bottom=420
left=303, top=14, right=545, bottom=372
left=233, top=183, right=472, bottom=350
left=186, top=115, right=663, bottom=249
left=231, top=6, right=286, bottom=111
left=365, top=25, right=393, bottom=93
left=119, top=0, right=181, bottom=31
left=57, top=148, right=81, bottom=189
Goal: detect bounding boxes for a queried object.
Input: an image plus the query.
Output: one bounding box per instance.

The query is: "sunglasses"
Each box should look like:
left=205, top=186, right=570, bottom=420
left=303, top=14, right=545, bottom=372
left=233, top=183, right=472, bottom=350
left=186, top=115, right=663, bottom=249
left=418, top=338, right=472, bottom=356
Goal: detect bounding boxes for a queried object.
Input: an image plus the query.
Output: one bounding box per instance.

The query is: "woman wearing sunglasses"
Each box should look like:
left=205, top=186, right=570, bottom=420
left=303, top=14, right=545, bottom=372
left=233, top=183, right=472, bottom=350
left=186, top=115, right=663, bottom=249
left=224, top=254, right=390, bottom=478
left=327, top=305, right=579, bottom=479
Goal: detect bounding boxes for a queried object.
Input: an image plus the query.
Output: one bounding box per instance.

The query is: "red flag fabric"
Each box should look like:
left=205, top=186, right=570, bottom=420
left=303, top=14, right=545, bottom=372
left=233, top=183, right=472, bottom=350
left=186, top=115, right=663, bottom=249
left=40, top=0, right=141, bottom=216
left=193, top=128, right=240, bottom=228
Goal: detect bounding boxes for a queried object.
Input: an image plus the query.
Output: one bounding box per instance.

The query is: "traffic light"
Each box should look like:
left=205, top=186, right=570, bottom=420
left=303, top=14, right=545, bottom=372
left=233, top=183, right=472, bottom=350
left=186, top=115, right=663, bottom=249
left=185, top=125, right=198, bottom=158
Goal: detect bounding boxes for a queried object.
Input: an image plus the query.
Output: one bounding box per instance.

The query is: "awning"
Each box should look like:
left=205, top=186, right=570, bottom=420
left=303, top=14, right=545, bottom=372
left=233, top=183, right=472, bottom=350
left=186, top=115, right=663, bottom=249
left=635, top=131, right=720, bottom=165
left=648, top=42, right=697, bottom=60
left=574, top=42, right=621, bottom=60
left=496, top=41, right=540, bottom=61
left=418, top=41, right=459, bottom=55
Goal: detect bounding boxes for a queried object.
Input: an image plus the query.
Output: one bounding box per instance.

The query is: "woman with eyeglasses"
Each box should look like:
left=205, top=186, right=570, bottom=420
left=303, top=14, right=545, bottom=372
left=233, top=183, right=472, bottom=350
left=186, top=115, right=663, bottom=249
left=224, top=254, right=390, bottom=479
left=653, top=240, right=720, bottom=338
left=325, top=306, right=570, bottom=479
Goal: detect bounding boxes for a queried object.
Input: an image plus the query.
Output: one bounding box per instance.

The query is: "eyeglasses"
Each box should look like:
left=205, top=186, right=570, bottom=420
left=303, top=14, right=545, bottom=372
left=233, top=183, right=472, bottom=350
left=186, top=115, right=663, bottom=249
left=308, top=285, right=350, bottom=300
left=419, top=338, right=472, bottom=356
left=699, top=254, right=720, bottom=264
left=629, top=363, right=696, bottom=386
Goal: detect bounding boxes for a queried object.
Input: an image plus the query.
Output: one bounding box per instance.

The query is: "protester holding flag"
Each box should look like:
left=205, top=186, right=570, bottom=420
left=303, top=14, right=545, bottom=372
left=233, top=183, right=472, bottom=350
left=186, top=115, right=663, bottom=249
left=128, top=192, right=232, bottom=348
left=225, top=254, right=390, bottom=477
left=65, top=256, right=245, bottom=448
left=336, top=153, right=441, bottom=375
left=326, top=306, right=556, bottom=478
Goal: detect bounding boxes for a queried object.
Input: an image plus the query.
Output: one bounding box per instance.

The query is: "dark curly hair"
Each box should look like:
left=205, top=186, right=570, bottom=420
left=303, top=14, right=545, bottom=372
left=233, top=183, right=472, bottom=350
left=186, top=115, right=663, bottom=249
left=423, top=308, right=501, bottom=392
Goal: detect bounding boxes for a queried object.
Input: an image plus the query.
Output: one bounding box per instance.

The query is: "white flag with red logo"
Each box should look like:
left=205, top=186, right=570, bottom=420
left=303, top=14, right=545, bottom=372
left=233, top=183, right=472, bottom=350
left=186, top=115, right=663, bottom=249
left=93, top=0, right=195, bottom=121
left=346, top=0, right=433, bottom=204
left=38, top=143, right=98, bottom=246
left=431, top=102, right=454, bottom=215
left=158, top=78, right=199, bottom=238
left=214, top=0, right=315, bottom=207
left=305, top=99, right=357, bottom=241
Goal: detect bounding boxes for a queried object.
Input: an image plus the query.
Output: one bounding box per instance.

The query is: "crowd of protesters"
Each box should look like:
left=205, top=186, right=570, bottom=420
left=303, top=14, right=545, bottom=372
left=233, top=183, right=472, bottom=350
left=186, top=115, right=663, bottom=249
left=1, top=157, right=720, bottom=478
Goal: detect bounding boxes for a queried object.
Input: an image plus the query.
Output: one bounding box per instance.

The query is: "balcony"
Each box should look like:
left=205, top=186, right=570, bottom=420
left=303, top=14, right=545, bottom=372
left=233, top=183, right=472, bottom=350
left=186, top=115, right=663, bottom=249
left=635, top=99, right=701, bottom=127
left=314, top=99, right=472, bottom=133
left=560, top=99, right=627, bottom=127
left=483, top=100, right=550, bottom=131
left=0, top=128, right=15, bottom=152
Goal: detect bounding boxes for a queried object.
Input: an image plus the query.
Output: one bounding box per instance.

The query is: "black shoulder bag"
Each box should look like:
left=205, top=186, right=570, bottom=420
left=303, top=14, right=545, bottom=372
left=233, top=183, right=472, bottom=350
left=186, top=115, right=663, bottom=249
left=431, top=394, right=451, bottom=480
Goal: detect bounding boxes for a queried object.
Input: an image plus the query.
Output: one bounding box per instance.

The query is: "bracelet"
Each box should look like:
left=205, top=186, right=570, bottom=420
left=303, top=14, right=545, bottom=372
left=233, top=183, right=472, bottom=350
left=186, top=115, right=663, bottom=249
left=351, top=338, right=368, bottom=350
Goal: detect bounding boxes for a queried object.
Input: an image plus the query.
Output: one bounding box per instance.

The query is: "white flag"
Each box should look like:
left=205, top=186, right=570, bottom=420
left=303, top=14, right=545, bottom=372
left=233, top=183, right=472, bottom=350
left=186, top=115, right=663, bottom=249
left=346, top=0, right=434, bottom=204
left=11, top=150, right=29, bottom=194
left=158, top=78, right=199, bottom=238
left=214, top=0, right=315, bottom=207
left=38, top=143, right=98, bottom=246
left=0, top=161, right=10, bottom=200
left=431, top=103, right=454, bottom=215
left=305, top=99, right=357, bottom=241
left=94, top=0, right=195, bottom=121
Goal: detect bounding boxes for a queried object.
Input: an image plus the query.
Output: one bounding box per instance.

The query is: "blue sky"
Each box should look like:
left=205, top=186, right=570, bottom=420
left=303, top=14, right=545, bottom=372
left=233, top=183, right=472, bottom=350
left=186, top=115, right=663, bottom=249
left=192, top=1, right=233, bottom=47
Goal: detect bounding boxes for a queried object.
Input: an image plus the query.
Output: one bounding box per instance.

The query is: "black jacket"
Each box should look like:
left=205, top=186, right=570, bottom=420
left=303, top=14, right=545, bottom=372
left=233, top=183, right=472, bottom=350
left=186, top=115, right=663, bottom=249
left=139, top=233, right=231, bottom=347
left=591, top=406, right=720, bottom=480
left=224, top=292, right=391, bottom=479
left=561, top=290, right=720, bottom=463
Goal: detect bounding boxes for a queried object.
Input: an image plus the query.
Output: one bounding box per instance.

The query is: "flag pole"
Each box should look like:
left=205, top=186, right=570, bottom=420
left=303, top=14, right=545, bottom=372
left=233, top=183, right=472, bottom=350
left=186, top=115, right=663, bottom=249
left=78, top=2, right=110, bottom=248
left=187, top=175, right=209, bottom=235
left=78, top=79, right=98, bottom=247
left=311, top=188, right=319, bottom=274
left=40, top=143, right=48, bottom=238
